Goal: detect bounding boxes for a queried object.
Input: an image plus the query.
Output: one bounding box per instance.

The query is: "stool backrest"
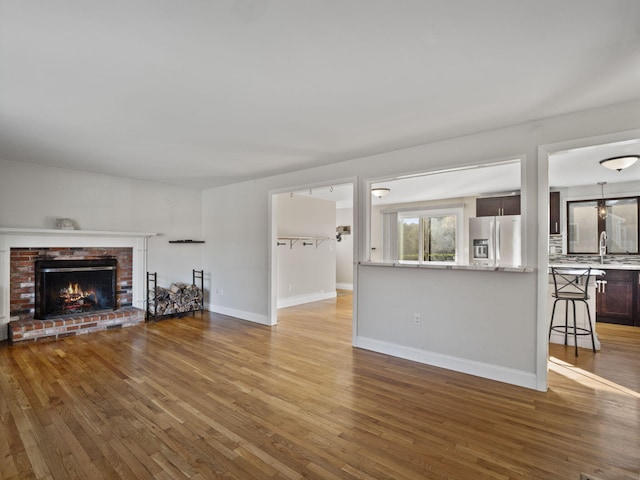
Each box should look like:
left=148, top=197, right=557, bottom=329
left=550, top=267, right=592, bottom=300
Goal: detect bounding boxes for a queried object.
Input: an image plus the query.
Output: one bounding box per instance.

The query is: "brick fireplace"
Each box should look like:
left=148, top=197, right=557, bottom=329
left=0, top=228, right=155, bottom=344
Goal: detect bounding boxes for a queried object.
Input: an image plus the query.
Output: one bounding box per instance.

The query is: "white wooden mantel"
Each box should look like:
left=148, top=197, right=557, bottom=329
left=0, top=228, right=158, bottom=341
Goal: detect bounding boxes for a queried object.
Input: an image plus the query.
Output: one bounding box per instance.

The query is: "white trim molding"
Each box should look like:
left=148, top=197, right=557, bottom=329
left=277, top=291, right=337, bottom=309
left=355, top=336, right=538, bottom=390
left=205, top=303, right=271, bottom=326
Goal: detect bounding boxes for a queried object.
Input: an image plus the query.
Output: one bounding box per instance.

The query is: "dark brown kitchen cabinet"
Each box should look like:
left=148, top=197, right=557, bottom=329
left=476, top=195, right=521, bottom=217
left=635, top=271, right=640, bottom=327
left=596, top=269, right=636, bottom=326
left=549, top=191, right=561, bottom=234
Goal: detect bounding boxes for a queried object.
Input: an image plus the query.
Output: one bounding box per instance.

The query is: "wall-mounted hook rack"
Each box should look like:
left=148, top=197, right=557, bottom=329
left=276, top=236, right=334, bottom=249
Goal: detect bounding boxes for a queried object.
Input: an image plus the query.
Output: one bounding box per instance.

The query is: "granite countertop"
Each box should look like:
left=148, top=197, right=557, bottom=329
left=549, top=262, right=640, bottom=271
left=360, top=262, right=534, bottom=273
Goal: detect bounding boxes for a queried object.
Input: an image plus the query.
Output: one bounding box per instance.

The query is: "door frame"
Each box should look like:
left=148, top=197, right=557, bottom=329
left=268, top=178, right=358, bottom=337
left=537, top=128, right=640, bottom=391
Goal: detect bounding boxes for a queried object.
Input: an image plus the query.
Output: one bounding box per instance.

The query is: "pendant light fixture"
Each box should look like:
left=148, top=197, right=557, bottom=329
left=599, top=155, right=639, bottom=172
left=597, top=181, right=608, bottom=220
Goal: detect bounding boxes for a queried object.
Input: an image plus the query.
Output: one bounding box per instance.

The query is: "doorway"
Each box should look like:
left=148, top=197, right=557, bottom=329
left=543, top=131, right=640, bottom=392
left=269, top=181, right=355, bottom=331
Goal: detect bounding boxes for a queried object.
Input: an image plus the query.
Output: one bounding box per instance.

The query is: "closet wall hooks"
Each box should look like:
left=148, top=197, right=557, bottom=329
left=276, top=236, right=334, bottom=249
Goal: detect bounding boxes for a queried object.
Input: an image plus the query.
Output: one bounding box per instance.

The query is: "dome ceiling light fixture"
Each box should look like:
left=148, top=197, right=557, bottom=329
left=371, top=187, right=390, bottom=198
left=599, top=155, right=640, bottom=172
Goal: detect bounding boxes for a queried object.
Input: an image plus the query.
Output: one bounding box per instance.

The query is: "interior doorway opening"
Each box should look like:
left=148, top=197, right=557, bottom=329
left=269, top=182, right=355, bottom=333
left=543, top=130, right=640, bottom=392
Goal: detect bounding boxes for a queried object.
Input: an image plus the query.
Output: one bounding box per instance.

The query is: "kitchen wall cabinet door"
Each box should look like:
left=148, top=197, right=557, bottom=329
left=596, top=269, right=635, bottom=326
left=501, top=195, right=521, bottom=216
left=549, top=191, right=561, bottom=234
left=476, top=195, right=520, bottom=217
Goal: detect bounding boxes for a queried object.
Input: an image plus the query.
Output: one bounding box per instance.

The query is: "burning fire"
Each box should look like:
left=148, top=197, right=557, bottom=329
left=60, top=282, right=95, bottom=307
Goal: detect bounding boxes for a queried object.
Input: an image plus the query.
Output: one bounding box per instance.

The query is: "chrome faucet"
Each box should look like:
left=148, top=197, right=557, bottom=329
left=599, top=230, right=607, bottom=263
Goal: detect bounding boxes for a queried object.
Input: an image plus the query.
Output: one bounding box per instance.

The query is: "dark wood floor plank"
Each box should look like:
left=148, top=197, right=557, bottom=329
left=1, top=293, right=639, bottom=479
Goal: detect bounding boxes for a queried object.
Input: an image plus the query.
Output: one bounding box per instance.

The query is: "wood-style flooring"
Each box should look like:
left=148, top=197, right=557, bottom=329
left=1, top=294, right=639, bottom=479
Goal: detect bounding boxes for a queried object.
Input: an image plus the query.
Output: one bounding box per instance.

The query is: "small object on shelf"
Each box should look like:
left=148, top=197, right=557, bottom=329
left=55, top=218, right=77, bottom=230
left=168, top=240, right=205, bottom=243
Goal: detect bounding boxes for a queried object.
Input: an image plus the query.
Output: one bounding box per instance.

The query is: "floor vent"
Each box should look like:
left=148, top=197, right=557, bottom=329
left=581, top=474, right=602, bottom=480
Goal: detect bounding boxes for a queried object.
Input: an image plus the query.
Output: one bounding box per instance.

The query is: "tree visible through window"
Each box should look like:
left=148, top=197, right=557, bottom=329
left=425, top=215, right=456, bottom=261
left=400, top=218, right=419, bottom=261
left=399, top=214, right=457, bottom=263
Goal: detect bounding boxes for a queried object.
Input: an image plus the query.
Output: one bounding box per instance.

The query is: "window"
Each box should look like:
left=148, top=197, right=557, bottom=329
left=567, top=201, right=599, bottom=253
left=398, top=210, right=459, bottom=263
left=567, top=196, right=639, bottom=254
left=606, top=198, right=638, bottom=253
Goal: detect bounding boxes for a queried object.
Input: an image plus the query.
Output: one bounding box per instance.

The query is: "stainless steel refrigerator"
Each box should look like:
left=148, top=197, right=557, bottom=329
left=469, top=215, right=521, bottom=266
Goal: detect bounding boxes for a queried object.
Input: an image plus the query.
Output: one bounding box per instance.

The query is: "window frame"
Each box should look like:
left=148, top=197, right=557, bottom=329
left=566, top=195, right=640, bottom=255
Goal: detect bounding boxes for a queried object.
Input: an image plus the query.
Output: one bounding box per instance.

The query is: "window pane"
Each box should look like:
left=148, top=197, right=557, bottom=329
left=568, top=201, right=598, bottom=253
left=606, top=198, right=638, bottom=253
left=424, top=215, right=456, bottom=262
left=399, top=218, right=419, bottom=261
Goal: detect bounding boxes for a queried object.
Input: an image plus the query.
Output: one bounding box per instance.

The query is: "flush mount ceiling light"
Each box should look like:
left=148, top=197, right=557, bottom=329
left=599, top=155, right=640, bottom=172
left=371, top=187, right=390, bottom=198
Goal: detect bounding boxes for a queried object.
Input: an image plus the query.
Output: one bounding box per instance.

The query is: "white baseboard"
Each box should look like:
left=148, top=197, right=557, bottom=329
left=205, top=304, right=271, bottom=326
left=336, top=282, right=353, bottom=291
left=355, top=336, right=539, bottom=390
left=277, top=291, right=337, bottom=309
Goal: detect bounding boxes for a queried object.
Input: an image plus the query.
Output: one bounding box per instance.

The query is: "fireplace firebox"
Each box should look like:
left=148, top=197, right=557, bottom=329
left=35, top=258, right=117, bottom=319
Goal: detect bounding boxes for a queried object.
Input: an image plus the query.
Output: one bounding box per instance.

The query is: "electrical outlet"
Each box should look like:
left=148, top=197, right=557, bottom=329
left=413, top=313, right=421, bottom=325
left=216, top=288, right=223, bottom=296
left=288, top=283, right=293, bottom=292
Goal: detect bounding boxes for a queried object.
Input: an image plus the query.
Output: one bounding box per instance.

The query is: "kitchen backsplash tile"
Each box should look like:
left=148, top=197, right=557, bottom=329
left=549, top=236, right=563, bottom=255
left=548, top=234, right=640, bottom=265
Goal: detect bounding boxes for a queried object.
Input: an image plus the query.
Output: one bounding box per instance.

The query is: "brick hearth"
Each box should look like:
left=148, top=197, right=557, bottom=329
left=8, top=246, right=145, bottom=344
left=9, top=307, right=145, bottom=344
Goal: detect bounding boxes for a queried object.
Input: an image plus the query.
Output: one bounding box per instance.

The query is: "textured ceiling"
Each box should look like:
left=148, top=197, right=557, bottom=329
left=1, top=1, right=640, bottom=188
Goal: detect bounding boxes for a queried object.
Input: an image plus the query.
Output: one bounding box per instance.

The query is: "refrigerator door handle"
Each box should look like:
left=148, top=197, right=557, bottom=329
left=495, top=219, right=500, bottom=262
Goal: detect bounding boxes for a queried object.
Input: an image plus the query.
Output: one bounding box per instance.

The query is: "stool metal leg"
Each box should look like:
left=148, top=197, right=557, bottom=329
left=571, top=300, right=578, bottom=356
left=564, top=300, right=569, bottom=346
left=583, top=300, right=597, bottom=353
left=549, top=299, right=559, bottom=341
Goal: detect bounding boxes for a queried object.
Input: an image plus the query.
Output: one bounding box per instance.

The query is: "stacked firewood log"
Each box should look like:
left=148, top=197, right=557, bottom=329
left=149, top=282, right=203, bottom=316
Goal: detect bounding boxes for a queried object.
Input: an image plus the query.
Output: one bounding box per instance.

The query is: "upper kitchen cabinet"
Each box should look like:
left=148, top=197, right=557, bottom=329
left=549, top=191, right=561, bottom=234
left=476, top=195, right=521, bottom=217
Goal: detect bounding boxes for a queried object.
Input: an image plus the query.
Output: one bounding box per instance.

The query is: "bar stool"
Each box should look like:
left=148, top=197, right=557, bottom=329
left=548, top=267, right=597, bottom=356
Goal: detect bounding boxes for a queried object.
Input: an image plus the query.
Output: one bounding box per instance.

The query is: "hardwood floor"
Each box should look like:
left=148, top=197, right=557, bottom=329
left=1, top=295, right=638, bottom=479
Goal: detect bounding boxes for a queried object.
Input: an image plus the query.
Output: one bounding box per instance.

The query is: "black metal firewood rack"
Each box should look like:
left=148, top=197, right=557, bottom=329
left=146, top=269, right=204, bottom=322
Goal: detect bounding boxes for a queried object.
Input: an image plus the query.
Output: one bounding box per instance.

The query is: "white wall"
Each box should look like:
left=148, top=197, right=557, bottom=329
left=201, top=99, right=640, bottom=391
left=336, top=207, right=353, bottom=289
left=0, top=158, right=203, bottom=287
left=275, top=193, right=336, bottom=307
